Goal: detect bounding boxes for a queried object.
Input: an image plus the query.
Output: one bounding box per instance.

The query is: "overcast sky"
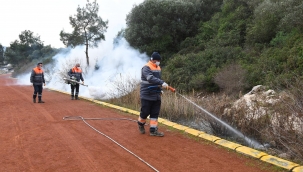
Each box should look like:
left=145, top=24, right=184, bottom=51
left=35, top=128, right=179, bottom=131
left=0, top=0, right=144, bottom=48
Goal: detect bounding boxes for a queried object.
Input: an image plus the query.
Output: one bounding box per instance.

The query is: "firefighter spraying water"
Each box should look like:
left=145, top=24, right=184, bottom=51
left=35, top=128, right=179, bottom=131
left=137, top=52, right=178, bottom=137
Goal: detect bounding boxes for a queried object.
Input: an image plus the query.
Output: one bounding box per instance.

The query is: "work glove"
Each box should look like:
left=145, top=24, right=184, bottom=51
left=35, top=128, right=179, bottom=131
left=162, top=82, right=168, bottom=88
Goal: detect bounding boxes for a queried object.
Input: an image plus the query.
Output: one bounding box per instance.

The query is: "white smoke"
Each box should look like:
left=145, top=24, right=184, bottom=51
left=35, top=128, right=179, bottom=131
left=17, top=37, right=148, bottom=99
left=14, top=0, right=147, bottom=99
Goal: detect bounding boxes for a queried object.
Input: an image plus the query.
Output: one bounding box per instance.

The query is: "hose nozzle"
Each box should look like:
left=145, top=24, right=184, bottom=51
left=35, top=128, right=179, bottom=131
left=167, top=86, right=176, bottom=93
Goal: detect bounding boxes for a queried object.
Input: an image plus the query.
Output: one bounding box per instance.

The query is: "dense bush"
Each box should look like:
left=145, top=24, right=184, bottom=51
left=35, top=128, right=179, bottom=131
left=125, top=0, right=222, bottom=64
left=163, top=46, right=244, bottom=92
left=278, top=2, right=303, bottom=32
left=245, top=30, right=303, bottom=89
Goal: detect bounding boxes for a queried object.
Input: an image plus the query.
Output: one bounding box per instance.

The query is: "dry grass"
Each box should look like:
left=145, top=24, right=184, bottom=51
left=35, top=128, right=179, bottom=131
left=106, top=74, right=141, bottom=110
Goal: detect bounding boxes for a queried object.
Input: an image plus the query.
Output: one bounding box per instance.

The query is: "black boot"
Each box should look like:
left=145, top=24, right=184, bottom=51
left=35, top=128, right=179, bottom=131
left=71, top=89, right=75, bottom=100
left=33, top=95, right=37, bottom=103
left=138, top=122, right=145, bottom=134
left=38, top=96, right=45, bottom=103
left=150, top=128, right=164, bottom=137
left=75, top=95, right=80, bottom=100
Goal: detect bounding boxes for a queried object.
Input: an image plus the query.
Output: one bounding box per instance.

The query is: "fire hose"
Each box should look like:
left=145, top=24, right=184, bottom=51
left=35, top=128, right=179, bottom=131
left=148, top=85, right=176, bottom=93
left=63, top=116, right=159, bottom=172
left=62, top=85, right=176, bottom=171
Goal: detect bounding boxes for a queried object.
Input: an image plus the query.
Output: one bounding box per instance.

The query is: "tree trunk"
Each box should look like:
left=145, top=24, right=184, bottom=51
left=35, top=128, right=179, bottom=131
left=85, top=43, right=89, bottom=66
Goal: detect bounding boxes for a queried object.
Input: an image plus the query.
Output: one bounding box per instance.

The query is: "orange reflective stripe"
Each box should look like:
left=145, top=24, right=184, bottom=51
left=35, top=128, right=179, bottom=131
left=150, top=120, right=158, bottom=127
left=138, top=117, right=146, bottom=123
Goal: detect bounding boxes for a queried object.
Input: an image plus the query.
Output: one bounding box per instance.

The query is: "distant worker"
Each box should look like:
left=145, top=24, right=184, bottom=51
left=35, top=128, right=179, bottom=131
left=68, top=63, right=84, bottom=100
left=137, top=52, right=169, bottom=137
left=30, top=62, right=46, bottom=103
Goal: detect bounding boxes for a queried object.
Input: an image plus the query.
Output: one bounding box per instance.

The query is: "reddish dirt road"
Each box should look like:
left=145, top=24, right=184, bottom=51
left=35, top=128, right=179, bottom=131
left=0, top=74, right=281, bottom=172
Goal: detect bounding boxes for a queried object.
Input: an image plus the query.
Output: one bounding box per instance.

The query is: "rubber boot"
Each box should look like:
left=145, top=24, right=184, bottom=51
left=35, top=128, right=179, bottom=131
left=38, top=96, right=45, bottom=103
left=150, top=128, right=164, bottom=137
left=138, top=122, right=145, bottom=134
left=71, top=89, right=74, bottom=100
left=33, top=95, right=37, bottom=103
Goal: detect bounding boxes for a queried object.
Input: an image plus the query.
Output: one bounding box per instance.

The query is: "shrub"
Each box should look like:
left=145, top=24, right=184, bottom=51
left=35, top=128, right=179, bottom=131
left=214, top=63, right=246, bottom=97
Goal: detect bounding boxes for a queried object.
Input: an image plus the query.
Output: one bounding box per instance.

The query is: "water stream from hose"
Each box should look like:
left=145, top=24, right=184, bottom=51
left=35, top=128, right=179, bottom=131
left=177, top=93, right=265, bottom=149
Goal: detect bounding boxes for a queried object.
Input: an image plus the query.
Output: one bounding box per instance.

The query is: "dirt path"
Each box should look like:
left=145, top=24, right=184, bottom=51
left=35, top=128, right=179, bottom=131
left=0, top=74, right=281, bottom=172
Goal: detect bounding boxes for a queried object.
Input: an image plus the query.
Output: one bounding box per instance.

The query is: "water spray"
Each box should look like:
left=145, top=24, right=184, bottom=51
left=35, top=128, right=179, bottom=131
left=167, top=85, right=265, bottom=149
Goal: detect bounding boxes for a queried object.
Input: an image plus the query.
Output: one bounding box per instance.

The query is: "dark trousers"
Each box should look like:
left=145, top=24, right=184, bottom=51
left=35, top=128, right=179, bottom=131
left=139, top=99, right=161, bottom=120
left=33, top=84, right=43, bottom=100
left=71, top=84, right=80, bottom=97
